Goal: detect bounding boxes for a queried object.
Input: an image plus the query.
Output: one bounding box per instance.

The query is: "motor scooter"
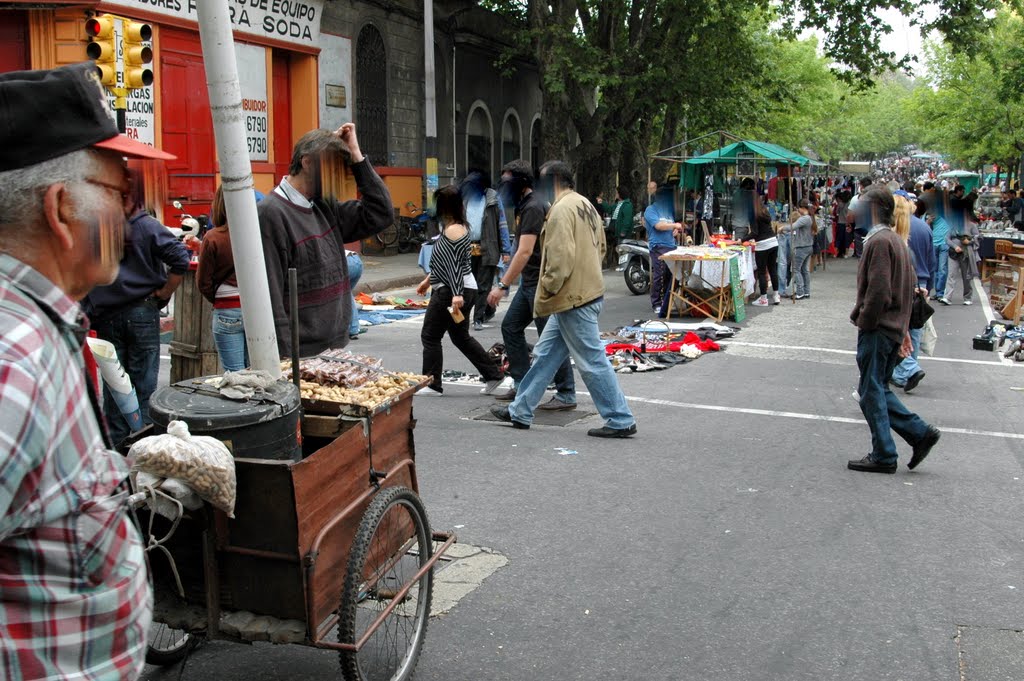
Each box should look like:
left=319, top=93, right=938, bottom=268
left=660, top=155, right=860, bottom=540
left=616, top=239, right=651, bottom=295
left=168, top=200, right=202, bottom=241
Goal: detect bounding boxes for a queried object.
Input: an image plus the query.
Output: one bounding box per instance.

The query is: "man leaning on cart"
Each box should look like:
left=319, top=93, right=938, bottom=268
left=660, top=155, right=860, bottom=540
left=0, top=63, right=178, bottom=680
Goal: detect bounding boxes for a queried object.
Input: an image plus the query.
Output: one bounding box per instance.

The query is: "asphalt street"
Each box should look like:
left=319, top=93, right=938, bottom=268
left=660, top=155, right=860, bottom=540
left=144, top=257, right=1024, bottom=681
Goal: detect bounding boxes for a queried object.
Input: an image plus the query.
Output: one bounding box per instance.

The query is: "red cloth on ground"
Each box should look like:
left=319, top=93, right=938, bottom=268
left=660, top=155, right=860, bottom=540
left=605, top=332, right=720, bottom=355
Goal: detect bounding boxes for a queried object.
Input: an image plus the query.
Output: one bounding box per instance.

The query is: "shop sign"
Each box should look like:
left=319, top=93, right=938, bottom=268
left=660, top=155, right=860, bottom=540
left=235, top=43, right=268, bottom=162
left=106, top=0, right=324, bottom=49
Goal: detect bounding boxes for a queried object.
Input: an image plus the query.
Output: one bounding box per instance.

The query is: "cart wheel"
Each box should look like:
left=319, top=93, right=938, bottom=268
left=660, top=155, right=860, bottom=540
left=338, top=486, right=433, bottom=681
left=145, top=622, right=192, bottom=666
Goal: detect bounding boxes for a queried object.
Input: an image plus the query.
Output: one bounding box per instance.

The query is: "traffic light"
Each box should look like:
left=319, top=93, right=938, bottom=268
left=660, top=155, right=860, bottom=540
left=85, top=14, right=117, bottom=88
left=122, top=20, right=153, bottom=89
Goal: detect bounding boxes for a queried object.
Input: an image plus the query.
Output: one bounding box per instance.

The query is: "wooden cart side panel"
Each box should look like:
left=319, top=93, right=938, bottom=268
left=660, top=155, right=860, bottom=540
left=292, top=401, right=418, bottom=630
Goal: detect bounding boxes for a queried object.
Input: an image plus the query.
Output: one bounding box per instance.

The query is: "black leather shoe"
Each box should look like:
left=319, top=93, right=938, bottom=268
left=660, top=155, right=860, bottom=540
left=909, top=426, right=940, bottom=470
left=904, top=371, right=925, bottom=393
left=490, top=405, right=529, bottom=430
left=587, top=424, right=637, bottom=438
left=847, top=455, right=897, bottom=474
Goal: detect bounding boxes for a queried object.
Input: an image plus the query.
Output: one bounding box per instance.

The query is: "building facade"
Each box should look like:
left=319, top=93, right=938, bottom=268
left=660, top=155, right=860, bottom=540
left=0, top=0, right=540, bottom=228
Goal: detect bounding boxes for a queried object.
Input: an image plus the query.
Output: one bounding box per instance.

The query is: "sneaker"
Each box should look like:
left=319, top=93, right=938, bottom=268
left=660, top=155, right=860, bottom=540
left=772, top=292, right=781, bottom=305
left=587, top=424, right=637, bottom=438
left=904, top=371, right=925, bottom=393
left=963, top=300, right=973, bottom=306
left=416, top=386, right=442, bottom=396
left=938, top=297, right=951, bottom=305
left=847, top=455, right=897, bottom=474
left=481, top=378, right=504, bottom=395
left=473, top=320, right=484, bottom=331
left=537, top=396, right=576, bottom=411
left=752, top=295, right=769, bottom=307
left=795, top=293, right=808, bottom=300
left=489, top=405, right=529, bottom=429
left=909, top=426, right=941, bottom=470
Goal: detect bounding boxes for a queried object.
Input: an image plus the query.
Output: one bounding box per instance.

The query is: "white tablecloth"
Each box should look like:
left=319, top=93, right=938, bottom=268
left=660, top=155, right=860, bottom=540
left=682, top=250, right=755, bottom=297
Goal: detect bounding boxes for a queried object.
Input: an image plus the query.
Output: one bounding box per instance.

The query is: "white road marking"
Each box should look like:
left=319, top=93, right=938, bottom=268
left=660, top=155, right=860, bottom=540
left=719, top=340, right=1022, bottom=368
left=974, top=277, right=1014, bottom=366
left=577, top=392, right=1024, bottom=441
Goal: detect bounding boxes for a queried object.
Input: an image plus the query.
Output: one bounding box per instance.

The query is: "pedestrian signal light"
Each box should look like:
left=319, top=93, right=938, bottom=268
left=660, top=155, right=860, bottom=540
left=122, top=20, right=154, bottom=89
left=85, top=14, right=118, bottom=88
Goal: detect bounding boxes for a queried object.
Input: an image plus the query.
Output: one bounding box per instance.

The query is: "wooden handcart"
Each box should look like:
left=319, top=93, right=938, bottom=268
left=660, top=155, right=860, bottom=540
left=135, top=377, right=454, bottom=681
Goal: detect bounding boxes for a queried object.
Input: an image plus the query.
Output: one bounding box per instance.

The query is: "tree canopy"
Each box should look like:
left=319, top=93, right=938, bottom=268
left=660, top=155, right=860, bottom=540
left=481, top=0, right=1017, bottom=201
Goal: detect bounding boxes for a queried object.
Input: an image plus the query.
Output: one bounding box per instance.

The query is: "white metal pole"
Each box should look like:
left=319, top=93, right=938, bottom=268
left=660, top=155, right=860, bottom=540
left=195, top=0, right=280, bottom=377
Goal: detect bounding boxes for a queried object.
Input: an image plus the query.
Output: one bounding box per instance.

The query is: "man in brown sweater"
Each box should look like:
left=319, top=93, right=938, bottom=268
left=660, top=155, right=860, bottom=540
left=848, top=187, right=940, bottom=474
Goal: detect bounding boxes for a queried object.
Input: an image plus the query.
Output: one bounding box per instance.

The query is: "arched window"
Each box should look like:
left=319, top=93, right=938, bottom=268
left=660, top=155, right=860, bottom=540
left=502, top=111, right=521, bottom=164
left=356, top=24, right=388, bottom=166
left=530, top=117, right=542, bottom=175
left=467, top=104, right=491, bottom=177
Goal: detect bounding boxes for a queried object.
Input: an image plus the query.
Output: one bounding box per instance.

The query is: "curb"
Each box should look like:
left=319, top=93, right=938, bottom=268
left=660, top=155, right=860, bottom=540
left=355, top=273, right=425, bottom=295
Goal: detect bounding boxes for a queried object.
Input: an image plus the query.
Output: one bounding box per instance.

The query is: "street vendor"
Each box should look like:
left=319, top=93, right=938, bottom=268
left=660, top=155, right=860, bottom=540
left=0, top=62, right=174, bottom=679
left=259, top=123, right=393, bottom=358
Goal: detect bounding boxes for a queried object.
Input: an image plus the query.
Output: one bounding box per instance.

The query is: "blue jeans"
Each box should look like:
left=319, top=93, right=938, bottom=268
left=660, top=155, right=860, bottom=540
left=91, top=299, right=161, bottom=447
left=776, top=232, right=790, bottom=295
left=347, top=252, right=363, bottom=335
left=932, top=243, right=949, bottom=297
left=212, top=307, right=248, bottom=371
left=501, top=285, right=575, bottom=401
left=856, top=330, right=931, bottom=465
left=792, top=246, right=813, bottom=296
left=509, top=300, right=633, bottom=429
left=890, top=326, right=923, bottom=386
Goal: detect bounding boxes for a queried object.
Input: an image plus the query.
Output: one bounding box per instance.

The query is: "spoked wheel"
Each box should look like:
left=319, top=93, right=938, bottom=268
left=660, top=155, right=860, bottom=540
left=624, top=258, right=650, bottom=295
left=339, top=486, right=433, bottom=681
left=146, top=622, right=192, bottom=666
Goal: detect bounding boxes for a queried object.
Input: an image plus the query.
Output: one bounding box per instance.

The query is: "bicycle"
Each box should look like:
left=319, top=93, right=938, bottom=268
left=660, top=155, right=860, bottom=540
left=396, top=203, right=432, bottom=254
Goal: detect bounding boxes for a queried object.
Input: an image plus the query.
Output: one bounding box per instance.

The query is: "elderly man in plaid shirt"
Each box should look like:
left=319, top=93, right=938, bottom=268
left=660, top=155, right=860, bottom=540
left=0, top=63, right=175, bottom=679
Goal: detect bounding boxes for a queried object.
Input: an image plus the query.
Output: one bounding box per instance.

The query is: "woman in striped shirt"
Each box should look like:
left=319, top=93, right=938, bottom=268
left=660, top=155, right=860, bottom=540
left=416, top=185, right=504, bottom=394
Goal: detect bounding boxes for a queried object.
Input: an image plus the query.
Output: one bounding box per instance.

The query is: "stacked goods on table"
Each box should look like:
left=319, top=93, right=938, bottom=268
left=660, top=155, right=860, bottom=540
left=282, top=349, right=427, bottom=412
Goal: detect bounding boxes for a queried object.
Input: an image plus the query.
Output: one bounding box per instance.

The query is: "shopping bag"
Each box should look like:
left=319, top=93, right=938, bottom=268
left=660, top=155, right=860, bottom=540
left=920, top=317, right=938, bottom=356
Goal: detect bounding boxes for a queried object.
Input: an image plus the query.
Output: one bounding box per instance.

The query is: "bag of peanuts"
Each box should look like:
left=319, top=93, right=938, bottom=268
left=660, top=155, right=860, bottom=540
left=129, top=420, right=237, bottom=517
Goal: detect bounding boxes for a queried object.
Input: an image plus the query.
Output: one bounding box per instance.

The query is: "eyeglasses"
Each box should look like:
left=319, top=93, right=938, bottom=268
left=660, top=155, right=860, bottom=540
left=83, top=177, right=129, bottom=204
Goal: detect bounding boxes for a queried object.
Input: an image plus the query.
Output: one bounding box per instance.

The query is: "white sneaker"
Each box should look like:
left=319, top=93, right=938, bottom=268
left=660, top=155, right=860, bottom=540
left=772, top=292, right=781, bottom=305
left=752, top=295, right=769, bottom=306
left=416, top=386, right=442, bottom=396
left=482, top=375, right=514, bottom=394
left=938, top=297, right=951, bottom=305
left=963, top=300, right=973, bottom=306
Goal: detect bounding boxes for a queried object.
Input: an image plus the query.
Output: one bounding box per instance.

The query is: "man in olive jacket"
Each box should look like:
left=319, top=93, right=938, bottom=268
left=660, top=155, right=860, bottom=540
left=847, top=186, right=940, bottom=474
left=491, top=161, right=636, bottom=438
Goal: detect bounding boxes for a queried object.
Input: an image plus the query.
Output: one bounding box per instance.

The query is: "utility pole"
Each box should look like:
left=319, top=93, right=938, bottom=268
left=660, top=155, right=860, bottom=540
left=424, top=0, right=438, bottom=209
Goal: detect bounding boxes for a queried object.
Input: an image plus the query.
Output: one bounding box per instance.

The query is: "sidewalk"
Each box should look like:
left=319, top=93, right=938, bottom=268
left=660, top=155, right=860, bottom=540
left=354, top=252, right=425, bottom=294
left=160, top=253, right=424, bottom=335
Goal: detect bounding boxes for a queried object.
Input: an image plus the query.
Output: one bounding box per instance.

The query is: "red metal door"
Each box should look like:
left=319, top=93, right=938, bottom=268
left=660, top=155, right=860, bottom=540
left=272, top=52, right=291, bottom=183
left=160, top=29, right=216, bottom=221
left=0, top=12, right=30, bottom=74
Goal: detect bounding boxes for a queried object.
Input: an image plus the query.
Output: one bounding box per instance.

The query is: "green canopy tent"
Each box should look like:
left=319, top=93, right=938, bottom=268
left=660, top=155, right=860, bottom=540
left=938, top=169, right=981, bottom=193
left=677, top=140, right=810, bottom=191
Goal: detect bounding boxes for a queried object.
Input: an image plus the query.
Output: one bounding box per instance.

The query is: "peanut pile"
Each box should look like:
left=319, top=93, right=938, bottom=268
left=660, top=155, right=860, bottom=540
left=283, top=354, right=427, bottom=410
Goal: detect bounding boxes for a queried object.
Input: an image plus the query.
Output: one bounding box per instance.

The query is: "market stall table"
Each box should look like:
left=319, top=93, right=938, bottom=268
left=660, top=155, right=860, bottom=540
left=660, top=246, right=754, bottom=322
left=978, top=232, right=1024, bottom=260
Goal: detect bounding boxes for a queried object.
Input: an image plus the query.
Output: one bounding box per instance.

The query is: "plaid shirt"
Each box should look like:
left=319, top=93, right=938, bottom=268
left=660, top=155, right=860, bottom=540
left=0, top=255, right=151, bottom=680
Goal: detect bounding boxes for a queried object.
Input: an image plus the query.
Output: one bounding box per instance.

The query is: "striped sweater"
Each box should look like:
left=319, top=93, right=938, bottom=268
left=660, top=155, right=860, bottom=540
left=429, top=229, right=473, bottom=296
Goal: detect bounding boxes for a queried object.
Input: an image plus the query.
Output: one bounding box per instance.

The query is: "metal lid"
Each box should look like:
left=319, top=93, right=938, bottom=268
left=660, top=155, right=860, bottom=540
left=149, top=377, right=301, bottom=430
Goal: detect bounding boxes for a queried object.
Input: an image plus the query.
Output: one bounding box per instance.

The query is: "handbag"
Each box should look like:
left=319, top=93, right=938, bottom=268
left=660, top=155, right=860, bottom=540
left=920, top=317, right=938, bottom=356
left=909, top=291, right=935, bottom=329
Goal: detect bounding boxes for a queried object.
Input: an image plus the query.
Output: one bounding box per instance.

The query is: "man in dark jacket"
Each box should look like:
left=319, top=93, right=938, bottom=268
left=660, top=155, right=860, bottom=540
left=461, top=170, right=508, bottom=330
left=848, top=187, right=940, bottom=474
left=84, top=168, right=191, bottom=446
left=259, top=124, right=392, bottom=358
